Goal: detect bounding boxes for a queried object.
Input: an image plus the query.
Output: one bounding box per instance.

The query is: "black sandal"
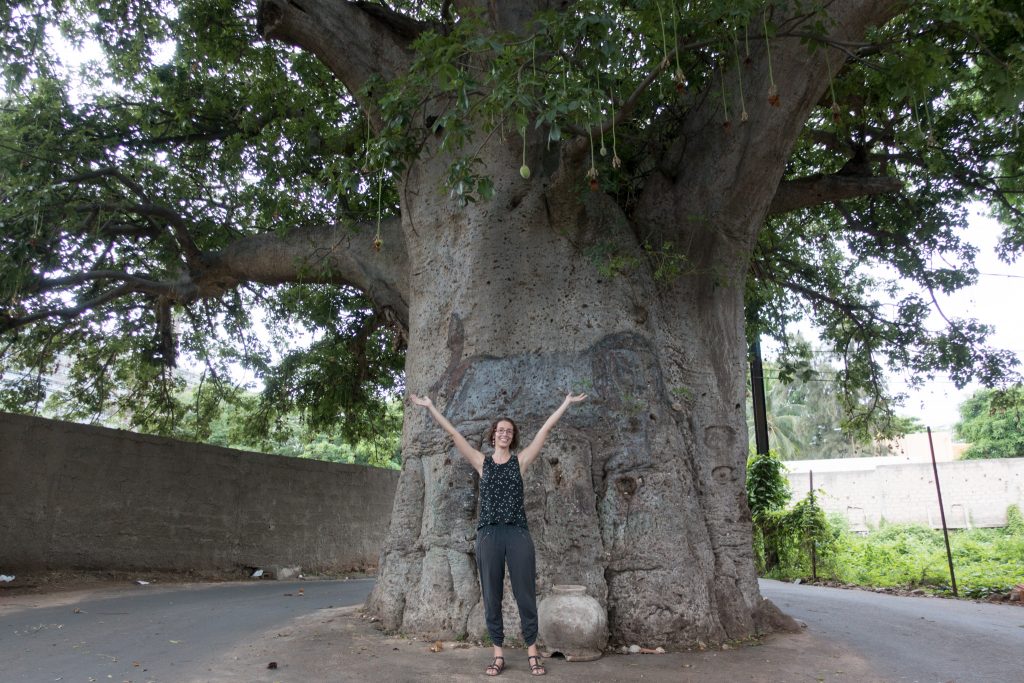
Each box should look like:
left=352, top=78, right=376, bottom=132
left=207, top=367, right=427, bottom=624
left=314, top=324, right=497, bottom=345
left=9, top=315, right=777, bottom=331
left=485, top=656, right=505, bottom=676
left=528, top=655, right=546, bottom=676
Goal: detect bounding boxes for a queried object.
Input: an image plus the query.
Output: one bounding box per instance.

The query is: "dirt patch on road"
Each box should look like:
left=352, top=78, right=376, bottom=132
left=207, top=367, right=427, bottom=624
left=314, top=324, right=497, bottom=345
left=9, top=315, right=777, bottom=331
left=194, top=605, right=885, bottom=683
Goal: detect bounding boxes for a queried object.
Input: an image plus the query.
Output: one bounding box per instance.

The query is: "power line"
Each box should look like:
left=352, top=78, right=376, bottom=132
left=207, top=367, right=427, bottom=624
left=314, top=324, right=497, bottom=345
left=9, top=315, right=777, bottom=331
left=977, top=271, right=1024, bottom=280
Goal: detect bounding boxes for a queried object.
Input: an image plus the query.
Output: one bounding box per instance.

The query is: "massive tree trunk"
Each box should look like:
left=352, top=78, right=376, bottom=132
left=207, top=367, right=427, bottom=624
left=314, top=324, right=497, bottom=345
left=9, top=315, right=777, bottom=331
left=361, top=129, right=768, bottom=645
left=256, top=0, right=902, bottom=646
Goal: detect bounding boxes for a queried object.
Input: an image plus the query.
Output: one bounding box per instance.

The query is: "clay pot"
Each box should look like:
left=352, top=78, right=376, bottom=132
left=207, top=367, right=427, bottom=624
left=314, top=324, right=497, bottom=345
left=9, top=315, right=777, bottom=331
left=537, top=584, right=608, bottom=661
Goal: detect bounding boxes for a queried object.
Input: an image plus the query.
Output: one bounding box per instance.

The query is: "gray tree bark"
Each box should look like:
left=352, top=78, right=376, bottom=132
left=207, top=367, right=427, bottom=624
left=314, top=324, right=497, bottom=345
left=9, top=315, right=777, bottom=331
left=252, top=0, right=903, bottom=646
left=359, top=129, right=769, bottom=645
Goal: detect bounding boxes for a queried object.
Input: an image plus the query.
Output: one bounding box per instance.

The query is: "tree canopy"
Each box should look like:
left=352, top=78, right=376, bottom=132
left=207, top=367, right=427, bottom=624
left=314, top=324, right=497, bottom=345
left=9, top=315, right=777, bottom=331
left=0, top=0, right=1022, bottom=441
left=955, top=386, right=1024, bottom=459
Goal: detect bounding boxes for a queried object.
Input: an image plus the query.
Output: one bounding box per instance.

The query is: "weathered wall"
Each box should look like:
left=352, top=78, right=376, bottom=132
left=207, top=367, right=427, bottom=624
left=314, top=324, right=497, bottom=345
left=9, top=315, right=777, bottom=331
left=785, top=457, right=1024, bottom=531
left=0, top=412, right=399, bottom=573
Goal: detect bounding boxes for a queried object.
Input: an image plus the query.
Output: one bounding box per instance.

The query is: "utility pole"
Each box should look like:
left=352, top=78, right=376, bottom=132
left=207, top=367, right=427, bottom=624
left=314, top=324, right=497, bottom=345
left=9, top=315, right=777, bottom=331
left=750, top=338, right=770, bottom=455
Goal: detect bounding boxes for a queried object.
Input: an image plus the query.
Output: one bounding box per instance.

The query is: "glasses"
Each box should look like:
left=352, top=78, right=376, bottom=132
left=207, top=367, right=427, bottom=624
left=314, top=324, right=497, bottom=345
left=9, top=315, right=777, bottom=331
left=495, top=428, right=514, bottom=435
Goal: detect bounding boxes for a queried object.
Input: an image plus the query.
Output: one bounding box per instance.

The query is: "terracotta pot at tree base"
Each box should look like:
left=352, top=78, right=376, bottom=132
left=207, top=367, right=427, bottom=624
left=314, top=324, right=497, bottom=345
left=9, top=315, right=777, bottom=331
left=538, top=584, right=608, bottom=661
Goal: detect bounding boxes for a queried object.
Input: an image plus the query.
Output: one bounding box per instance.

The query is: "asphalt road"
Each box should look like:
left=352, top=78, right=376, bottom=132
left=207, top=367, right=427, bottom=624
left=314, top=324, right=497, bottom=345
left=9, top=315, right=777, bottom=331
left=0, top=578, right=374, bottom=683
left=760, top=578, right=1024, bottom=683
left=4, top=578, right=1023, bottom=683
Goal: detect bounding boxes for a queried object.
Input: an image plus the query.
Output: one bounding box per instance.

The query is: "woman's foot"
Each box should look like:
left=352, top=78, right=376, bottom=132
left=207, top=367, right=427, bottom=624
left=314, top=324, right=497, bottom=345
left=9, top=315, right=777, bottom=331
left=528, top=654, right=546, bottom=676
left=485, top=656, right=505, bottom=676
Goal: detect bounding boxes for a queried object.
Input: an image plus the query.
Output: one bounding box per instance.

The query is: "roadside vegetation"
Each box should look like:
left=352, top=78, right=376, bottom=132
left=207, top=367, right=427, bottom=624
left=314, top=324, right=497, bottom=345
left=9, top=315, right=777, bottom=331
left=747, top=450, right=1024, bottom=599
left=955, top=386, right=1024, bottom=460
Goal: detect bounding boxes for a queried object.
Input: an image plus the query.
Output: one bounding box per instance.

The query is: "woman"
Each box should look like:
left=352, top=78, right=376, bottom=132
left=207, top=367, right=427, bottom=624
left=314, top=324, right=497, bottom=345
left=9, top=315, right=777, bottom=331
left=409, top=391, right=587, bottom=677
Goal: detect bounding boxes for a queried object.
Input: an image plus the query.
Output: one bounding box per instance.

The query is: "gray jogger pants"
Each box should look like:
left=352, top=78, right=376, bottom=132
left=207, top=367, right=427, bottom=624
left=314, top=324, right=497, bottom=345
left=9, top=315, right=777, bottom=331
left=475, top=523, right=538, bottom=647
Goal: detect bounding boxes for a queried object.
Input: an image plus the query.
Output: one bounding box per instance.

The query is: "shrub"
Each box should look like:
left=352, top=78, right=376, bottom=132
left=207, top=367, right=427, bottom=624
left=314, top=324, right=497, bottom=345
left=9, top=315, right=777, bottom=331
left=746, top=450, right=838, bottom=579
left=1006, top=504, right=1024, bottom=536
left=745, top=466, right=1024, bottom=595
left=832, top=523, right=1024, bottom=595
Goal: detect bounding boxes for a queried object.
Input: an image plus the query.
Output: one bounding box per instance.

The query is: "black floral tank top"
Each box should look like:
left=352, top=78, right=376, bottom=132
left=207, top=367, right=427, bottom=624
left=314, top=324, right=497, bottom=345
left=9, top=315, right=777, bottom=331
left=477, top=453, right=528, bottom=530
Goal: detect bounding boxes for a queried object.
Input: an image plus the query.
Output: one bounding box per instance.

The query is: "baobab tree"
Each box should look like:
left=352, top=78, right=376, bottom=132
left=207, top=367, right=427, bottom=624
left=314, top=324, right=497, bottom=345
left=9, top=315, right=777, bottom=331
left=1, top=0, right=1020, bottom=645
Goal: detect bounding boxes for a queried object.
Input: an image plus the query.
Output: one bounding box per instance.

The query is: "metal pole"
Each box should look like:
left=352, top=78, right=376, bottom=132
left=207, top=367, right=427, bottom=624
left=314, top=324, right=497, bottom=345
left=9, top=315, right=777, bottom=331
left=810, top=469, right=817, bottom=582
left=928, top=427, right=958, bottom=597
left=749, top=339, right=770, bottom=455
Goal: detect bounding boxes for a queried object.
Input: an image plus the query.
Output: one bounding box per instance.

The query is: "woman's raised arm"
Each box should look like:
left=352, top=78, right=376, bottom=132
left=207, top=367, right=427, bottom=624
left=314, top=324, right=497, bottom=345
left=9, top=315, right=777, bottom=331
left=517, top=393, right=587, bottom=472
left=409, top=393, right=485, bottom=475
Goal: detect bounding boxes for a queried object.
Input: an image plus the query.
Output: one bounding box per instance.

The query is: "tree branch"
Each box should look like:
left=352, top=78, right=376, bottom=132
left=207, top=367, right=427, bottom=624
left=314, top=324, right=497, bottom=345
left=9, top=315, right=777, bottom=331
left=199, top=217, right=410, bottom=329
left=62, top=169, right=204, bottom=264
left=769, top=173, right=903, bottom=214
left=4, top=219, right=410, bottom=336
left=31, top=270, right=171, bottom=293
left=256, top=0, right=426, bottom=102
left=806, top=129, right=855, bottom=156
left=634, top=0, right=904, bottom=252
left=1, top=282, right=187, bottom=333
left=775, top=277, right=878, bottom=317
left=565, top=38, right=717, bottom=140
left=453, top=0, right=580, bottom=35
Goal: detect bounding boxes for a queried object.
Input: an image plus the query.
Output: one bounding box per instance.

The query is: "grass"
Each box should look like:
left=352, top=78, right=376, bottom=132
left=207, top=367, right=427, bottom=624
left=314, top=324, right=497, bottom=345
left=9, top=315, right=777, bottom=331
left=765, top=508, right=1024, bottom=599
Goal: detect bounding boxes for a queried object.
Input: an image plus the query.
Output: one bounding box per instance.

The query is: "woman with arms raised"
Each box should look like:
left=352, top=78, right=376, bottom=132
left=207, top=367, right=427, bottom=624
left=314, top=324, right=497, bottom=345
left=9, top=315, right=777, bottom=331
left=409, top=391, right=587, bottom=677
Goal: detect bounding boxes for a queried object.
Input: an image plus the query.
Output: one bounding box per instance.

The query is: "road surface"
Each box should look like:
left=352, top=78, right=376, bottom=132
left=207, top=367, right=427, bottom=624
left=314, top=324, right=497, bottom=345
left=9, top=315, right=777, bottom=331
left=3, top=577, right=1023, bottom=682
left=760, top=578, right=1024, bottom=683
left=0, top=578, right=374, bottom=683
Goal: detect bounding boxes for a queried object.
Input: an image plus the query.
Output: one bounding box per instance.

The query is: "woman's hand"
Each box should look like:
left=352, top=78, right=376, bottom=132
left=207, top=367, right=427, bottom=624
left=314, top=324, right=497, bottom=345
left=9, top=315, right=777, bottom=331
left=409, top=393, right=433, bottom=408
left=519, top=392, right=588, bottom=473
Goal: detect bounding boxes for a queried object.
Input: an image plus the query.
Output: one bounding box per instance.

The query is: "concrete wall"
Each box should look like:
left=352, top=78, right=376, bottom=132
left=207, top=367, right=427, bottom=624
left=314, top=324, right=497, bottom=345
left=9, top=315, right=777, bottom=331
left=785, top=457, right=1024, bottom=531
left=0, top=412, right=399, bottom=573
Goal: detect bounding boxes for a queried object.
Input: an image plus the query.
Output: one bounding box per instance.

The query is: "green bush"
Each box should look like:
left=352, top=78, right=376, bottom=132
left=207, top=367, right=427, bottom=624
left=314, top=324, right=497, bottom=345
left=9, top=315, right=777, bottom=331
left=746, top=450, right=790, bottom=517
left=746, top=450, right=838, bottom=579
left=838, top=524, right=951, bottom=588
left=1006, top=504, right=1024, bottom=536
left=827, top=512, right=1024, bottom=596
left=744, top=463, right=1024, bottom=596
left=760, top=490, right=841, bottom=581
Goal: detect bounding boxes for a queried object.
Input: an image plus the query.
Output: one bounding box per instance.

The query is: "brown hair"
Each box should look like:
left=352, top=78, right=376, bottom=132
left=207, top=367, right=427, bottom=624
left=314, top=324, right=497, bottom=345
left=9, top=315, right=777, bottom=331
left=487, top=417, right=519, bottom=450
